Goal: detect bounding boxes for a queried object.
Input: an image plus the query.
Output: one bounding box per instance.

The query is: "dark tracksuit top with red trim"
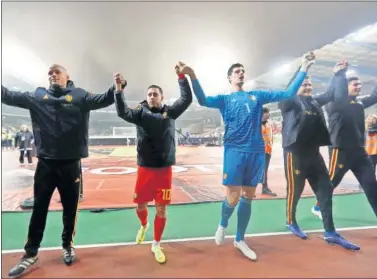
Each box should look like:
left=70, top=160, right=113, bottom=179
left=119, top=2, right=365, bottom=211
left=114, top=76, right=193, bottom=168
left=325, top=81, right=377, bottom=149
left=1, top=81, right=117, bottom=160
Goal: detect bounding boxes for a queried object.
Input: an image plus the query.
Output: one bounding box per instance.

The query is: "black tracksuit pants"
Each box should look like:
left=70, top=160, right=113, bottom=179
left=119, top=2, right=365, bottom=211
left=328, top=147, right=377, bottom=217
left=284, top=147, right=335, bottom=233
left=370, top=154, right=377, bottom=177
left=79, top=160, right=83, bottom=196
left=20, top=150, right=33, bottom=164
left=263, top=153, right=271, bottom=188
left=24, top=158, right=81, bottom=256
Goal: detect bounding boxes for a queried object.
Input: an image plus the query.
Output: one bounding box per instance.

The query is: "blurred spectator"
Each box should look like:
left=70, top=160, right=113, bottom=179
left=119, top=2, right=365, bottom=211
left=15, top=125, right=34, bottom=166
left=261, top=107, right=277, bottom=197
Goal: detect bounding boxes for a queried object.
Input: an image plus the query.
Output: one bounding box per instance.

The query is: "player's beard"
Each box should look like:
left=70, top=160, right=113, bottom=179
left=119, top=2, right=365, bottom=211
left=304, top=89, right=312, bottom=96
left=349, top=90, right=360, bottom=96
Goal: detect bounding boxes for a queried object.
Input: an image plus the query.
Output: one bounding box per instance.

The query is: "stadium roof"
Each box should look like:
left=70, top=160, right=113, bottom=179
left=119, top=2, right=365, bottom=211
left=251, top=23, right=377, bottom=111
left=2, top=1, right=377, bottom=101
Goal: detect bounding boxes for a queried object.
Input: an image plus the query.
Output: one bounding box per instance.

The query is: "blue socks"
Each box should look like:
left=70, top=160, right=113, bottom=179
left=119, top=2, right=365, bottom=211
left=235, top=197, right=252, bottom=242
left=220, top=199, right=235, bottom=228
left=220, top=197, right=253, bottom=242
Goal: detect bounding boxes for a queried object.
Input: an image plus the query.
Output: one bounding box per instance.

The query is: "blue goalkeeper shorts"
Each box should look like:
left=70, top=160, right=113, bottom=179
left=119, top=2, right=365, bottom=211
left=222, top=148, right=265, bottom=187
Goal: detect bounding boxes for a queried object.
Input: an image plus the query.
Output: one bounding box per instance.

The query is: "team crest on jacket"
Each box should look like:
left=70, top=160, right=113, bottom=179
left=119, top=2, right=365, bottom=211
left=250, top=95, right=256, bottom=101
left=162, top=112, right=169, bottom=119
left=65, top=95, right=73, bottom=102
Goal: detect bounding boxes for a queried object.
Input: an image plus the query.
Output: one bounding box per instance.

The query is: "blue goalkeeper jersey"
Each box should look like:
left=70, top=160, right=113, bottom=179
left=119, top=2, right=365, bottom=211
left=191, top=71, right=307, bottom=152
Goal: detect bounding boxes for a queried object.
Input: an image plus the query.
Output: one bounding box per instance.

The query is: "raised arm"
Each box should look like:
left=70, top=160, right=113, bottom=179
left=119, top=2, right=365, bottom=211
left=314, top=61, right=349, bottom=107
left=258, top=70, right=307, bottom=104
left=258, top=53, right=315, bottom=104
left=173, top=62, right=225, bottom=109
left=82, top=73, right=127, bottom=111
left=361, top=85, right=377, bottom=109
left=82, top=87, right=115, bottom=111
left=190, top=79, right=225, bottom=109
left=114, top=89, right=143, bottom=125
left=165, top=74, right=193, bottom=119
left=1, top=86, right=35, bottom=109
left=278, top=97, right=301, bottom=112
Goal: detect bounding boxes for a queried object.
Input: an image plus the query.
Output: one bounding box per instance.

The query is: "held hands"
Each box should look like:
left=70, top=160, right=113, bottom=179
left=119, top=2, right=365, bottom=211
left=333, top=60, right=349, bottom=74
left=114, top=73, right=127, bottom=92
left=175, top=62, right=196, bottom=79
left=301, top=51, right=316, bottom=72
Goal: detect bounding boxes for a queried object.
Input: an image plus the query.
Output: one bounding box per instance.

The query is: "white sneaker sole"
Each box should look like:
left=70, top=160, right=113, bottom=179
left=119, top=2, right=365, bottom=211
left=9, top=259, right=39, bottom=279
left=234, top=242, right=258, bottom=261
left=311, top=207, right=323, bottom=220
left=215, top=228, right=226, bottom=245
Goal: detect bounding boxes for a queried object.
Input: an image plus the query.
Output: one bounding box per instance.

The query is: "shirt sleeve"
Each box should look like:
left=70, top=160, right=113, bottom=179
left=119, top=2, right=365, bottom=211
left=191, top=79, right=226, bottom=109
left=254, top=71, right=307, bottom=104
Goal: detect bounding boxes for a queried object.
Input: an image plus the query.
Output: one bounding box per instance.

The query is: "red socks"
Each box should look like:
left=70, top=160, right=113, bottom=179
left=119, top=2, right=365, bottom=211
left=136, top=208, right=166, bottom=241
left=154, top=215, right=167, bottom=242
left=136, top=208, right=148, bottom=227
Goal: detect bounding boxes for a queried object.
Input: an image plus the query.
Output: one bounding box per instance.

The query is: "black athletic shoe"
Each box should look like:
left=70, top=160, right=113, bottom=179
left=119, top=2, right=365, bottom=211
left=63, top=247, right=76, bottom=265
left=8, top=254, right=38, bottom=278
left=262, top=187, right=277, bottom=197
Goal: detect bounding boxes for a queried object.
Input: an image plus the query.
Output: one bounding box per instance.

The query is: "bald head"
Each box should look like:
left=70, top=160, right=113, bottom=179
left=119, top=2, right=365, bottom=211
left=48, top=64, right=70, bottom=88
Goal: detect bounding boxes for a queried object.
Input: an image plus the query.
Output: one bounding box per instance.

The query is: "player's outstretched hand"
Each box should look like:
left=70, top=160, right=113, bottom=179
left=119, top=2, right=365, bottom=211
left=333, top=60, right=349, bottom=74
left=301, top=51, right=316, bottom=72
left=175, top=62, right=196, bottom=79
left=114, top=73, right=127, bottom=92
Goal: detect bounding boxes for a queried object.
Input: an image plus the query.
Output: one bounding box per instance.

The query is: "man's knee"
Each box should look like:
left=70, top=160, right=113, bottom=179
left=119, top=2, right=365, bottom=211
left=242, top=185, right=257, bottom=200
left=225, top=186, right=242, bottom=206
left=155, top=203, right=167, bottom=218
left=318, top=181, right=334, bottom=196
left=137, top=203, right=148, bottom=211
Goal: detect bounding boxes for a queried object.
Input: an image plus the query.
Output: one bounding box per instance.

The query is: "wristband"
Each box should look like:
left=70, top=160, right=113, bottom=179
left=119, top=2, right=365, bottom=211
left=178, top=74, right=185, bottom=79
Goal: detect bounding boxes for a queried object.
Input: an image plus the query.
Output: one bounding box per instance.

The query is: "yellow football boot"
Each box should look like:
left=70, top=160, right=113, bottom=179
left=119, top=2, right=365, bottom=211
left=151, top=244, right=166, bottom=264
left=135, top=223, right=149, bottom=244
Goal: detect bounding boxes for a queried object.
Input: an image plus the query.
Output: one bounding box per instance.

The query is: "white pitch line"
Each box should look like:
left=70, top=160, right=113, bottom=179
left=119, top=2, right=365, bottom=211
left=2, top=225, right=376, bottom=254
left=177, top=185, right=197, bottom=201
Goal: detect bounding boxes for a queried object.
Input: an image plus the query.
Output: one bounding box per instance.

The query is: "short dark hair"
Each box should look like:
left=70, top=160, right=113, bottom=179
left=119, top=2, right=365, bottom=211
left=147, top=85, right=163, bottom=95
left=227, top=63, right=244, bottom=77
left=263, top=107, right=270, bottom=113
left=347, top=76, right=359, bottom=83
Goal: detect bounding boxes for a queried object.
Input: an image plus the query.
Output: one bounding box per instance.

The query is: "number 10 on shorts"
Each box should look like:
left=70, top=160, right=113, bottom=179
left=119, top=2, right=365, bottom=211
left=161, top=189, right=171, bottom=201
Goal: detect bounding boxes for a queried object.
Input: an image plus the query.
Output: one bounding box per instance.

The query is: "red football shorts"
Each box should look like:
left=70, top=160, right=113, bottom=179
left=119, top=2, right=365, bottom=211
left=133, top=166, right=172, bottom=205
